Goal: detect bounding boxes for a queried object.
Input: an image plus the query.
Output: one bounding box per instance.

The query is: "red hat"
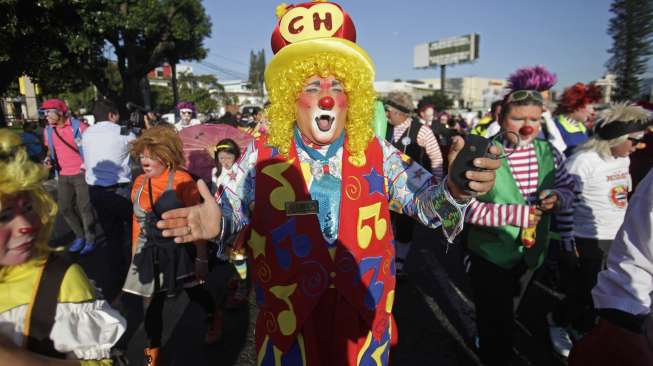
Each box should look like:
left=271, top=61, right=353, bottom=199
left=264, top=1, right=374, bottom=89
left=41, top=99, right=69, bottom=114
left=270, top=1, right=357, bottom=54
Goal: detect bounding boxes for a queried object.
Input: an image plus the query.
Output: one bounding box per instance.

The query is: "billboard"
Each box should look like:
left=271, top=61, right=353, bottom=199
left=414, top=33, right=480, bottom=68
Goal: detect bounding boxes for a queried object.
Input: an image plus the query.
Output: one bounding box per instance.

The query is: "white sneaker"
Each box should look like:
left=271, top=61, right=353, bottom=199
left=547, top=313, right=572, bottom=358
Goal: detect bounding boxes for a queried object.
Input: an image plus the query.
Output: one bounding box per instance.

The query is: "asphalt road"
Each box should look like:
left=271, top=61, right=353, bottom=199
left=46, top=179, right=568, bottom=366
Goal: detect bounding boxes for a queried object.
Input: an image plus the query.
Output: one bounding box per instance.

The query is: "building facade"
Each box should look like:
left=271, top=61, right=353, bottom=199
left=375, top=76, right=507, bottom=112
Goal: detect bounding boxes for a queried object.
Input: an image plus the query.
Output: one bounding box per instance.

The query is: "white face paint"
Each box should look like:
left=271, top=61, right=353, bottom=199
left=501, top=105, right=543, bottom=147
left=309, top=109, right=337, bottom=141
left=296, top=75, right=348, bottom=146
left=180, top=109, right=193, bottom=124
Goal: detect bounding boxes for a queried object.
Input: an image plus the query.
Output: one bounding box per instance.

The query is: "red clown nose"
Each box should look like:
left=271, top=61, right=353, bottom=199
left=319, top=96, right=335, bottom=110
left=519, top=125, right=534, bottom=136
left=18, top=227, right=36, bottom=234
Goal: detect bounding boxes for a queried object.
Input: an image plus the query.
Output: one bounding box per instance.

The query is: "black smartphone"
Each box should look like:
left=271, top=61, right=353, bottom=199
left=449, top=134, right=493, bottom=193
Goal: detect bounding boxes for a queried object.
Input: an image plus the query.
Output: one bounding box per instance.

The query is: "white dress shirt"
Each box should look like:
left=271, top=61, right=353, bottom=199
left=81, top=121, right=136, bottom=186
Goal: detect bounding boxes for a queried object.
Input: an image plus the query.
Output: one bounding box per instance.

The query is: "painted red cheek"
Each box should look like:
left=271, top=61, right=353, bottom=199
left=318, top=96, right=335, bottom=110
left=297, top=93, right=314, bottom=109
left=520, top=125, right=534, bottom=135
left=334, top=94, right=348, bottom=108
left=0, top=229, right=10, bottom=248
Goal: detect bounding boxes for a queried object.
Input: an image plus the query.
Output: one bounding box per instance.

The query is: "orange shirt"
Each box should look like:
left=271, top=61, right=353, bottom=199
left=130, top=169, right=200, bottom=249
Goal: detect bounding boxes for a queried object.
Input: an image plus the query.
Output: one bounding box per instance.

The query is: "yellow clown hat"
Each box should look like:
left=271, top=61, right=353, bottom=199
left=264, top=0, right=375, bottom=89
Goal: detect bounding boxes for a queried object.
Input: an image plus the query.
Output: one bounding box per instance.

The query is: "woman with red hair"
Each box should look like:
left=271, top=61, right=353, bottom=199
left=553, top=83, right=603, bottom=157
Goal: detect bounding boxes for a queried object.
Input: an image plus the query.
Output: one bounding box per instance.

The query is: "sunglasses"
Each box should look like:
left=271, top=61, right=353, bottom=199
left=628, top=136, right=644, bottom=144
left=506, top=90, right=544, bottom=104
left=42, top=109, right=59, bottom=115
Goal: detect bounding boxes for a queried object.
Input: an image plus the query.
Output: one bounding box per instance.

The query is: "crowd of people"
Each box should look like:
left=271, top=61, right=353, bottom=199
left=2, top=1, right=653, bottom=366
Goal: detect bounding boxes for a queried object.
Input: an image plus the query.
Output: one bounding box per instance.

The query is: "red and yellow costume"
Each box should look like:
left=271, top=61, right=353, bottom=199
left=251, top=136, right=396, bottom=364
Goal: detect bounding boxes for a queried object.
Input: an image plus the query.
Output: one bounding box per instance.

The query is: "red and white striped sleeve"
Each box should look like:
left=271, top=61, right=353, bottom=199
left=416, top=125, right=444, bottom=182
left=466, top=201, right=531, bottom=228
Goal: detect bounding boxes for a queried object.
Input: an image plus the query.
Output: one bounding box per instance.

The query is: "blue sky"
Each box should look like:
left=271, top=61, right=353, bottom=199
left=194, top=0, right=651, bottom=92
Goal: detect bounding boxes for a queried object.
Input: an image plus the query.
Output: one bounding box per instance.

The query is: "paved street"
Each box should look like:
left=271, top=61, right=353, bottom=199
left=47, top=180, right=568, bottom=365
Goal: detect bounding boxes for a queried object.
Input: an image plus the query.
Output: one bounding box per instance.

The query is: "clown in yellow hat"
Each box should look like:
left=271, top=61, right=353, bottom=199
left=157, top=1, right=500, bottom=364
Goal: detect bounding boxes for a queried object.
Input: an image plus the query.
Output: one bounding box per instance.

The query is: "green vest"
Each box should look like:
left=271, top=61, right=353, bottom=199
left=467, top=139, right=556, bottom=270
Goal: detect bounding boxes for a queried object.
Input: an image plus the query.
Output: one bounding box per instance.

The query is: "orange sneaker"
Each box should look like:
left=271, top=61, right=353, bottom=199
left=144, top=347, right=160, bottom=366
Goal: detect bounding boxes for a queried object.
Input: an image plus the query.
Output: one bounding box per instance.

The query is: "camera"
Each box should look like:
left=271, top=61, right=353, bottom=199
left=123, top=102, right=150, bottom=135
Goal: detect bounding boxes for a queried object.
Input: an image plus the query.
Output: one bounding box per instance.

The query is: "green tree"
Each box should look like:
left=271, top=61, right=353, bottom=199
left=1, top=0, right=211, bottom=113
left=178, top=73, right=223, bottom=113
left=151, top=85, right=174, bottom=113
left=0, top=0, right=91, bottom=95
left=247, top=49, right=266, bottom=97
left=419, top=91, right=453, bottom=111
left=256, top=49, right=266, bottom=97
left=40, top=63, right=123, bottom=115
left=606, top=0, right=653, bottom=101
left=57, top=86, right=97, bottom=115
left=247, top=50, right=258, bottom=92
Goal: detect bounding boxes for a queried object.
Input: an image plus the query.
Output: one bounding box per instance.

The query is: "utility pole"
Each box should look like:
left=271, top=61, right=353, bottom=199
left=171, top=61, right=179, bottom=106
left=440, top=64, right=446, bottom=95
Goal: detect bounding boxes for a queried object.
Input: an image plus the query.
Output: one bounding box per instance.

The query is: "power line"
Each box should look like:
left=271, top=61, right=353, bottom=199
left=207, top=52, right=248, bottom=67
left=198, top=61, right=247, bottom=80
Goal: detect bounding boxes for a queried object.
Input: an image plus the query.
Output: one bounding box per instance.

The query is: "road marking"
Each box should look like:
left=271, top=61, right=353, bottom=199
left=515, top=319, right=534, bottom=337
left=513, top=346, right=535, bottom=366
left=420, top=249, right=475, bottom=310
left=532, top=280, right=564, bottom=300
left=413, top=283, right=483, bottom=365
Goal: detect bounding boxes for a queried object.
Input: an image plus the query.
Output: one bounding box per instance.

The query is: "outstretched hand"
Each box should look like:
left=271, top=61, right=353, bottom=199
left=446, top=136, right=501, bottom=200
left=157, top=179, right=222, bottom=243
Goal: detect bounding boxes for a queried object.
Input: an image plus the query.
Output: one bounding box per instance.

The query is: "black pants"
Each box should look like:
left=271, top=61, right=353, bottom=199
left=391, top=212, right=414, bottom=243
left=89, top=184, right=133, bottom=278
left=57, top=173, right=96, bottom=243
left=469, top=255, right=529, bottom=366
left=553, top=237, right=610, bottom=332
left=144, top=285, right=216, bottom=348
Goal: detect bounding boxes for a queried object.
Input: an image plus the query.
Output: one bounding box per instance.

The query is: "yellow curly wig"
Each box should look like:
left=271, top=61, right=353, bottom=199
left=265, top=51, right=376, bottom=165
left=0, top=129, right=57, bottom=277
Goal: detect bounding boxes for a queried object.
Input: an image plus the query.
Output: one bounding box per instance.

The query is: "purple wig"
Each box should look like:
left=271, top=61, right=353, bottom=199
left=176, top=101, right=196, bottom=114
left=507, top=66, right=557, bottom=92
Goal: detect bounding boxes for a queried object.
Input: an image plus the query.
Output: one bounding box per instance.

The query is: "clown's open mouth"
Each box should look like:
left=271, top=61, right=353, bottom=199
left=315, top=114, right=335, bottom=132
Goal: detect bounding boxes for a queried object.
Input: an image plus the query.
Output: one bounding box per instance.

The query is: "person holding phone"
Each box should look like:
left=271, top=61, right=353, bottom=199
left=464, top=81, right=576, bottom=365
